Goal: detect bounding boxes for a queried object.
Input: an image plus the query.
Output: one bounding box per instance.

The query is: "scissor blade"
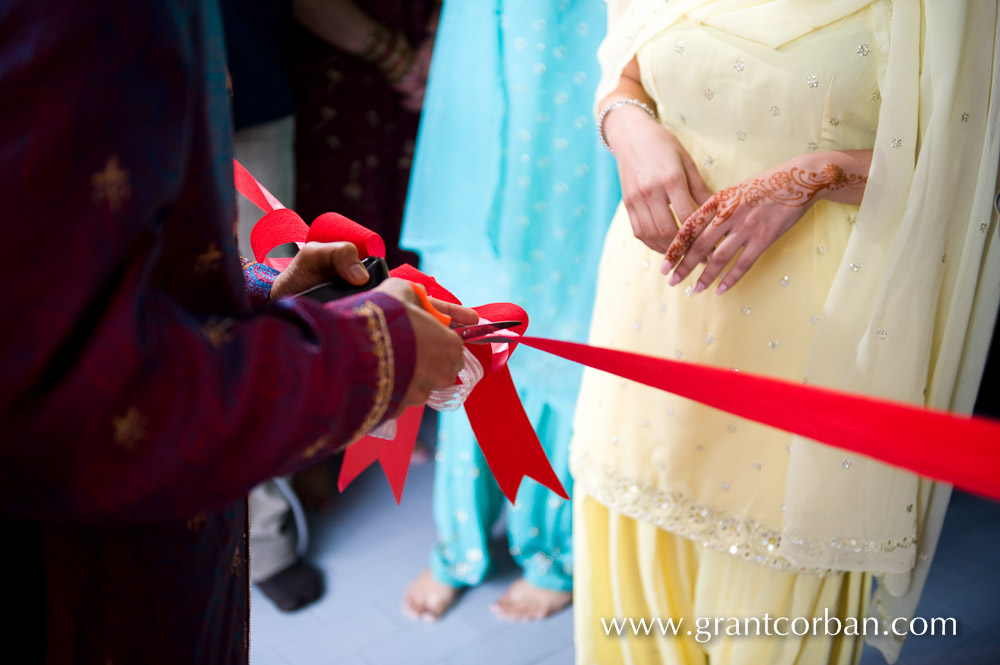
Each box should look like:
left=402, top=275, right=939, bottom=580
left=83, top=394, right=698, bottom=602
left=454, top=320, right=521, bottom=341
left=464, top=335, right=521, bottom=345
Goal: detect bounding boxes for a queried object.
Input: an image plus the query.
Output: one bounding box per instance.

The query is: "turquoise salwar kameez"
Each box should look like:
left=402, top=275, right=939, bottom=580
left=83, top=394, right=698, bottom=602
left=401, top=0, right=620, bottom=591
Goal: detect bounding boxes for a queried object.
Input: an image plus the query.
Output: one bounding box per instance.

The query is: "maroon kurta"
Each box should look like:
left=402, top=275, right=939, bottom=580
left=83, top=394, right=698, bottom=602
left=0, top=1, right=415, bottom=663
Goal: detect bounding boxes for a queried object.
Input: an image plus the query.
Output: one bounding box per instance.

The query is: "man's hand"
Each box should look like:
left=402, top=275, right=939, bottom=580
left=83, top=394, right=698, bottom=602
left=270, top=241, right=370, bottom=300
left=375, top=278, right=478, bottom=410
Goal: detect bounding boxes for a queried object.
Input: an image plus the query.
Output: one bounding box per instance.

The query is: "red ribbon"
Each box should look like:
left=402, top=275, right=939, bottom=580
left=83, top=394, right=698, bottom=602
left=235, top=160, right=567, bottom=504
left=234, top=160, right=1000, bottom=504
left=505, top=335, right=1000, bottom=502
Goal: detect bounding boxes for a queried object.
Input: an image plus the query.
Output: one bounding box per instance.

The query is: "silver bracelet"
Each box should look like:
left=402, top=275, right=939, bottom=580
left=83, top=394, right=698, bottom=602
left=597, top=98, right=659, bottom=155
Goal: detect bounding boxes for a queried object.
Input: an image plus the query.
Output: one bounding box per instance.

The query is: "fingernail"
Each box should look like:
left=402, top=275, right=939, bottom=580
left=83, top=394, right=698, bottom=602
left=716, top=283, right=728, bottom=295
left=668, top=273, right=682, bottom=287
left=693, top=282, right=705, bottom=294
left=350, top=264, right=369, bottom=282
left=661, top=260, right=674, bottom=274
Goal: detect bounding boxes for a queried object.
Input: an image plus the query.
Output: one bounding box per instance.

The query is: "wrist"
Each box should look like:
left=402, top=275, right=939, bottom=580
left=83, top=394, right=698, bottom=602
left=358, top=24, right=415, bottom=84
left=800, top=151, right=871, bottom=205
left=597, top=98, right=659, bottom=155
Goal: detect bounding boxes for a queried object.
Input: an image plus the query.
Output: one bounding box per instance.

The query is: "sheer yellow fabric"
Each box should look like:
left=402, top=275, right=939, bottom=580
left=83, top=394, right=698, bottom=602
left=575, top=495, right=871, bottom=665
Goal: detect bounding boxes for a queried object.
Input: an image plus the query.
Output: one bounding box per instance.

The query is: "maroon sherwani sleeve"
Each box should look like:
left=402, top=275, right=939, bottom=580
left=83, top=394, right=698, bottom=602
left=0, top=0, right=417, bottom=524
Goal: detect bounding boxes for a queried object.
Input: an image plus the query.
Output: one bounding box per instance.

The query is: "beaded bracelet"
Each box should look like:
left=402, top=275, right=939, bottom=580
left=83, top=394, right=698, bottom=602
left=597, top=98, right=659, bottom=155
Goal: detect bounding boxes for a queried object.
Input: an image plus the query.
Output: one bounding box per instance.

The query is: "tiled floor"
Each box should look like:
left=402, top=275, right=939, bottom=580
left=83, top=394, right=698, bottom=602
left=251, top=457, right=1000, bottom=665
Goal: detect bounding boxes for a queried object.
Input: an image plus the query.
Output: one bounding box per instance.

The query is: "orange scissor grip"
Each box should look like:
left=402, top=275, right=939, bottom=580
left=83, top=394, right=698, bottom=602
left=408, top=282, right=452, bottom=327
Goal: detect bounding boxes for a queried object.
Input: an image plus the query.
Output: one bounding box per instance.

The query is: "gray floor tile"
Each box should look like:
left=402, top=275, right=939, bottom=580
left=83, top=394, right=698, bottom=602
left=531, top=645, right=575, bottom=665
left=359, top=612, right=486, bottom=665
left=275, top=603, right=401, bottom=665
left=442, top=623, right=565, bottom=665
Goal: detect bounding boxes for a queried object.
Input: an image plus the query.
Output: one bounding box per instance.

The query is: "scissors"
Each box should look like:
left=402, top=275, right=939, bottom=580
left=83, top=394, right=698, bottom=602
left=407, top=283, right=521, bottom=342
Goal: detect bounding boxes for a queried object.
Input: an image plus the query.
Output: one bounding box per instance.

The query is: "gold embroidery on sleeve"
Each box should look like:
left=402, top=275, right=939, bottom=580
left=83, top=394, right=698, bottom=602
left=300, top=434, right=332, bottom=461
left=348, top=301, right=395, bottom=442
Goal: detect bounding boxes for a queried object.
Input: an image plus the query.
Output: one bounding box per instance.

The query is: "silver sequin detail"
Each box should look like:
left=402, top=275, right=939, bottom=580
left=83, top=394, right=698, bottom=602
left=842, top=459, right=852, bottom=469
left=767, top=339, right=780, bottom=349
left=807, top=141, right=818, bottom=152
left=753, top=461, right=762, bottom=471
left=875, top=328, right=888, bottom=340
left=858, top=44, right=871, bottom=56
left=704, top=88, right=714, bottom=100
left=705, top=334, right=714, bottom=345
left=816, top=245, right=825, bottom=255
left=849, top=262, right=861, bottom=272
left=810, top=314, right=820, bottom=325
left=829, top=117, right=841, bottom=126
left=847, top=213, right=857, bottom=225
left=891, top=137, right=903, bottom=148
left=736, top=130, right=748, bottom=142
left=980, top=222, right=989, bottom=233
left=722, top=482, right=731, bottom=491
left=633, top=321, right=642, bottom=331
left=961, top=112, right=970, bottom=123
left=806, top=75, right=819, bottom=88
left=704, top=155, right=715, bottom=168
left=727, top=424, right=737, bottom=432
left=779, top=275, right=790, bottom=286
left=733, top=59, right=745, bottom=72
left=769, top=105, right=781, bottom=116
left=675, top=40, right=685, bottom=53
left=741, top=305, right=751, bottom=315
left=871, top=90, right=882, bottom=102
left=685, top=286, right=695, bottom=297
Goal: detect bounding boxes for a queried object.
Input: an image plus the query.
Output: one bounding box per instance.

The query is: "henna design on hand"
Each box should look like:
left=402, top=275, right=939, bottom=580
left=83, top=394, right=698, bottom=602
left=665, top=164, right=866, bottom=265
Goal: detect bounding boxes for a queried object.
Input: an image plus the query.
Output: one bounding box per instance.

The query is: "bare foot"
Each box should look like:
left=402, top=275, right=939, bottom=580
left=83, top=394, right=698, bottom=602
left=490, top=578, right=571, bottom=622
left=402, top=569, right=461, bottom=622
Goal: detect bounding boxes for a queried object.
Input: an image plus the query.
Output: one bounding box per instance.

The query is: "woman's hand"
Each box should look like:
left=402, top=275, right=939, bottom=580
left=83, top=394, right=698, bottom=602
left=605, top=106, right=713, bottom=254
left=661, top=150, right=872, bottom=294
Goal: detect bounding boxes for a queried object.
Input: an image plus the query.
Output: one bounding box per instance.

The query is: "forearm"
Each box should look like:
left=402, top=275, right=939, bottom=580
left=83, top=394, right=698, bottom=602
left=598, top=57, right=664, bottom=159
left=3, top=288, right=415, bottom=523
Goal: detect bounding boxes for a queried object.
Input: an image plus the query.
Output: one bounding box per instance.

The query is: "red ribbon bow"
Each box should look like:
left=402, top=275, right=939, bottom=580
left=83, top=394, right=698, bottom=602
left=235, top=160, right=567, bottom=504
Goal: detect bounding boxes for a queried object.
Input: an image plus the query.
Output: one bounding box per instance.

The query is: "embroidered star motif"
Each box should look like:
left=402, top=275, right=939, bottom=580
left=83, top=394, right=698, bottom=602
left=186, top=513, right=206, bottom=533
left=112, top=407, right=147, bottom=450
left=195, top=241, right=223, bottom=275
left=201, top=318, right=235, bottom=348
left=91, top=155, right=132, bottom=212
